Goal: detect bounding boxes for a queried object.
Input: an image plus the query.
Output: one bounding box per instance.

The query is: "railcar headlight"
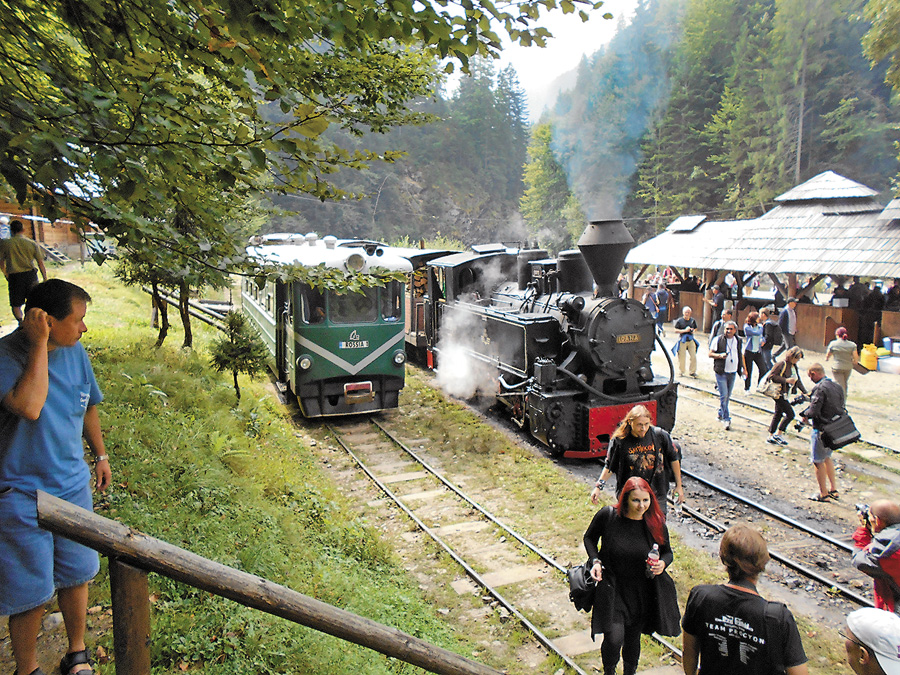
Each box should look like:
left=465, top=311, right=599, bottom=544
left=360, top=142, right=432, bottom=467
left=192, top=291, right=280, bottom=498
left=346, top=253, right=365, bottom=272
left=298, top=355, right=313, bottom=370
left=392, top=350, right=407, bottom=366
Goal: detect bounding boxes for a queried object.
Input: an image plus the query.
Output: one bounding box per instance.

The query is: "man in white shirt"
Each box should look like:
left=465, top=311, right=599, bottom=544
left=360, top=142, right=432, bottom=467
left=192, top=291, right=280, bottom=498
left=709, top=321, right=745, bottom=430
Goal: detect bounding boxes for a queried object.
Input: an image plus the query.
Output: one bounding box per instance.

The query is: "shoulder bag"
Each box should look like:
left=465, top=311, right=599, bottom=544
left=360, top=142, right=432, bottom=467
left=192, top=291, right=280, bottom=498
left=821, top=411, right=860, bottom=449
left=567, top=560, right=596, bottom=612
left=756, top=368, right=782, bottom=399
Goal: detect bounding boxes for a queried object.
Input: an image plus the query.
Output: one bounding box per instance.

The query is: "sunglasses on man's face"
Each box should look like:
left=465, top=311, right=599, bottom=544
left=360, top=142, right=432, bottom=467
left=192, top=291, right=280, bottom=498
left=839, top=630, right=868, bottom=652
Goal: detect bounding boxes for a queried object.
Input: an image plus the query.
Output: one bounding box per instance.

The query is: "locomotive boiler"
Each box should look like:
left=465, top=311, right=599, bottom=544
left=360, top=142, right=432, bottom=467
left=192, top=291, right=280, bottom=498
left=421, top=220, right=677, bottom=458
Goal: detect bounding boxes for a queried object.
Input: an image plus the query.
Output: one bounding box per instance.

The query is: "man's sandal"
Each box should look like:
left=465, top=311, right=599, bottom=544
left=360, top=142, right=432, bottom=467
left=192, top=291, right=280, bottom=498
left=59, top=649, right=94, bottom=675
left=808, top=493, right=830, bottom=502
left=14, top=669, right=47, bottom=675
left=828, top=490, right=840, bottom=500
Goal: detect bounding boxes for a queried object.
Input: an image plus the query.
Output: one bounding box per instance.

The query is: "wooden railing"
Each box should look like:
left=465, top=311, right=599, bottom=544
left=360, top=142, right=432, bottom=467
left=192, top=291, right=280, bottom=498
left=37, top=491, right=502, bottom=675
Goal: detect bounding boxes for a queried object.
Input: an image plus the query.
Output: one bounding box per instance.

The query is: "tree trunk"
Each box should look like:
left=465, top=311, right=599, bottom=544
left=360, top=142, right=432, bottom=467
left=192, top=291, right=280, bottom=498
left=233, top=371, right=241, bottom=402
left=179, top=281, right=193, bottom=349
left=152, top=282, right=170, bottom=348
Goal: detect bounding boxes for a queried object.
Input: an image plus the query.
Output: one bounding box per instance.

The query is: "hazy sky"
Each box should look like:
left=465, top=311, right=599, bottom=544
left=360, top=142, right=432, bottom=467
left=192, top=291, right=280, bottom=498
left=494, top=0, right=639, bottom=116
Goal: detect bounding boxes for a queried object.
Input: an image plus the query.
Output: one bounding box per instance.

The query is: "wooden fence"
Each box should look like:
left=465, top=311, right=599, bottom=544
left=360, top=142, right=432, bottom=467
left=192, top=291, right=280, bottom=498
left=37, top=491, right=502, bottom=675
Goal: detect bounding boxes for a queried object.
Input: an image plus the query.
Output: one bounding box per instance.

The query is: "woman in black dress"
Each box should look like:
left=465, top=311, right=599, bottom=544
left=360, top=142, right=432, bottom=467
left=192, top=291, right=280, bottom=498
left=584, top=477, right=680, bottom=675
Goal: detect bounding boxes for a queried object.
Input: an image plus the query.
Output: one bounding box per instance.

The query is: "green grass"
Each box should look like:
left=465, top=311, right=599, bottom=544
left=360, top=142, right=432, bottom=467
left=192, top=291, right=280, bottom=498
left=48, top=265, right=465, bottom=674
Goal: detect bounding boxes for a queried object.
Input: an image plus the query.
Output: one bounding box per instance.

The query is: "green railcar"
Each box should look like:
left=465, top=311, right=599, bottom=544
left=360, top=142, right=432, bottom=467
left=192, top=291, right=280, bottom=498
left=242, top=234, right=411, bottom=416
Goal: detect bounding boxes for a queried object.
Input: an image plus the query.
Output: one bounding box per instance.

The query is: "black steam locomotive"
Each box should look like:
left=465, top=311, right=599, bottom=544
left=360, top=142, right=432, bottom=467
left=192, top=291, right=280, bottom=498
left=414, top=220, right=677, bottom=459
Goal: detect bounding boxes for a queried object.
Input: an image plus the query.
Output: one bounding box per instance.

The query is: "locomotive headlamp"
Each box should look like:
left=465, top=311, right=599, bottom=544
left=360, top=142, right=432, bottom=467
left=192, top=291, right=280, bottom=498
left=618, top=278, right=630, bottom=293
left=392, top=350, right=407, bottom=365
left=558, top=294, right=585, bottom=318
left=298, top=355, right=313, bottom=370
left=345, top=253, right=365, bottom=272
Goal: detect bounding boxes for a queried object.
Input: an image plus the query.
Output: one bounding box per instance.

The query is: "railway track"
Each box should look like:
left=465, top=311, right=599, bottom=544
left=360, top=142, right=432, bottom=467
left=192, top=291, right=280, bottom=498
left=669, top=479, right=874, bottom=609
left=417, top=370, right=880, bottom=619
left=472, top=401, right=877, bottom=616
left=325, top=418, right=683, bottom=674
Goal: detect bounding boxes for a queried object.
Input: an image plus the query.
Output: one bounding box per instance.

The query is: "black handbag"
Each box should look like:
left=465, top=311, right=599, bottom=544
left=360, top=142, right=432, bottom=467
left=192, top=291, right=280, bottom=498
left=821, top=411, right=860, bottom=449
left=567, top=560, right=596, bottom=612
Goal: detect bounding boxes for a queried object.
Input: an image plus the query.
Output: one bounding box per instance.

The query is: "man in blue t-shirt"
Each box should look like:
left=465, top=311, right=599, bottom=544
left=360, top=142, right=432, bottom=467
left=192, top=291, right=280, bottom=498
left=0, top=279, right=111, bottom=675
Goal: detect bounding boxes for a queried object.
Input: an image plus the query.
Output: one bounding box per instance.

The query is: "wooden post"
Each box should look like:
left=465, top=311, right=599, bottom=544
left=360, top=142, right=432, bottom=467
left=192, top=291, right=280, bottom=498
left=703, top=269, right=717, bottom=331
left=109, top=559, right=151, bottom=675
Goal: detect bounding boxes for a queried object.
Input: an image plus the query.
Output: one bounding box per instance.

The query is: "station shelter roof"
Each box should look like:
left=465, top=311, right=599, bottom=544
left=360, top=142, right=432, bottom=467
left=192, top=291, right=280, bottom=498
left=625, top=171, right=900, bottom=279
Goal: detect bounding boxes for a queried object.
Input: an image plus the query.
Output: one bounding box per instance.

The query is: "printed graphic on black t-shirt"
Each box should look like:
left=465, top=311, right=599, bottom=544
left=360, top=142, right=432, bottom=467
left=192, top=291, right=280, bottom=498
left=706, top=612, right=764, bottom=663
left=625, top=438, right=657, bottom=479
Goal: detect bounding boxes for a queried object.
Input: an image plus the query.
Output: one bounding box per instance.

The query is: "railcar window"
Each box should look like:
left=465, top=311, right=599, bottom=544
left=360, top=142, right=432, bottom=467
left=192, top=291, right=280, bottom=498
left=297, top=284, right=326, bottom=324
left=381, top=281, right=402, bottom=322
left=330, top=288, right=378, bottom=324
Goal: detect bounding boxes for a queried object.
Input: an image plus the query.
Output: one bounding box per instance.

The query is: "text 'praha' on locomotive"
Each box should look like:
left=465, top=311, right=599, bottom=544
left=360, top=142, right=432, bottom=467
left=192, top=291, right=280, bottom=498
left=419, top=220, right=677, bottom=459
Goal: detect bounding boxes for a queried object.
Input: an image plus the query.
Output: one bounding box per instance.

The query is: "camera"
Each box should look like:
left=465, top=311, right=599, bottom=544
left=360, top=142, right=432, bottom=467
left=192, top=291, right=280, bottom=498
left=793, top=421, right=805, bottom=432
left=790, top=394, right=808, bottom=406
left=856, top=503, right=871, bottom=527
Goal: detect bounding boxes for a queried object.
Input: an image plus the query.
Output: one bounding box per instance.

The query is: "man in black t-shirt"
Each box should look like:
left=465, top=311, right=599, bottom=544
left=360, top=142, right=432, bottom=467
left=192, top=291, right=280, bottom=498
left=682, top=525, right=808, bottom=675
left=589, top=405, right=684, bottom=512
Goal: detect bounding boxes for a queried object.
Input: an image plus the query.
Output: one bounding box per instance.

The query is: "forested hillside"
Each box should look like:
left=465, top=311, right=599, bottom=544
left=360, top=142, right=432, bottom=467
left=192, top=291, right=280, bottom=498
left=263, top=59, right=532, bottom=246
left=265, top=0, right=898, bottom=254
left=540, top=0, right=899, bottom=245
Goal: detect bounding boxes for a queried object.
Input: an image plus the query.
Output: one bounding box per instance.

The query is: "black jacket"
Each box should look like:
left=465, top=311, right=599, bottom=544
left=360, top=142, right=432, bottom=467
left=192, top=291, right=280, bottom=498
left=583, top=506, right=681, bottom=638
left=805, top=377, right=845, bottom=429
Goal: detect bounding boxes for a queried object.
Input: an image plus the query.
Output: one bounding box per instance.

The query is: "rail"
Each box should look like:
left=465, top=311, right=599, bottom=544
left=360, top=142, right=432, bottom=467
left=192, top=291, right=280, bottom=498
left=36, top=491, right=503, bottom=675
left=140, top=286, right=228, bottom=332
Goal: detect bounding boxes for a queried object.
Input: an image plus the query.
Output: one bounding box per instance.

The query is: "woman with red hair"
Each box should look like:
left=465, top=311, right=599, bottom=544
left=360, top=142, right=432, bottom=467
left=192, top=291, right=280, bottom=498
left=583, top=477, right=681, bottom=675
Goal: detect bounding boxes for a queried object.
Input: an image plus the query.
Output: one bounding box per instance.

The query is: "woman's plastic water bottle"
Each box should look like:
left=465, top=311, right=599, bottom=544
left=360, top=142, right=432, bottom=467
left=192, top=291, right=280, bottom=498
left=646, top=543, right=660, bottom=578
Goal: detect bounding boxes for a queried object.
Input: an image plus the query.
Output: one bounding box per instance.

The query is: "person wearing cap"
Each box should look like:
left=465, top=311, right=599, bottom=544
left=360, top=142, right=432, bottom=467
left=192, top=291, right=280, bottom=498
left=0, top=215, right=10, bottom=240
left=774, top=297, right=799, bottom=357
left=707, top=285, right=725, bottom=325
left=852, top=500, right=900, bottom=613
left=844, top=608, right=900, bottom=675
left=826, top=327, right=859, bottom=396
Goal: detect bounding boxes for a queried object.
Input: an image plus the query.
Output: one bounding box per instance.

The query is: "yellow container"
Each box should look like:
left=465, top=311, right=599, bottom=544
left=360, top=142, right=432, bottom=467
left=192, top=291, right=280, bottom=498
left=861, top=343, right=878, bottom=371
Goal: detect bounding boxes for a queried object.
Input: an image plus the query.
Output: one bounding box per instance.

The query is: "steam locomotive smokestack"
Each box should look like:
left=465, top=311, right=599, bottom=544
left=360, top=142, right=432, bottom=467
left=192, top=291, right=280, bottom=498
left=577, top=219, right=634, bottom=297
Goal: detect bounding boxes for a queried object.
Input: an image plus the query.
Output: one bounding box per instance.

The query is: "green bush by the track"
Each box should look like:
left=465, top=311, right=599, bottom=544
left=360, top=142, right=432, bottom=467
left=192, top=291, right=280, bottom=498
left=59, top=265, right=458, bottom=674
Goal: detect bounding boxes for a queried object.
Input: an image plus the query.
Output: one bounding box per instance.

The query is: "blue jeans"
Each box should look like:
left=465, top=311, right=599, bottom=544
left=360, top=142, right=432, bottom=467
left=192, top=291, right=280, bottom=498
left=715, top=372, right=737, bottom=421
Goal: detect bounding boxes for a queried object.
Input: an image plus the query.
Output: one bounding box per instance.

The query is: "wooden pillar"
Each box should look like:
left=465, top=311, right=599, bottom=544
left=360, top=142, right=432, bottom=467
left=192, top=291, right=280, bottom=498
left=627, top=263, right=636, bottom=299
left=702, top=269, right=717, bottom=331
left=109, top=559, right=151, bottom=675
left=788, top=273, right=798, bottom=299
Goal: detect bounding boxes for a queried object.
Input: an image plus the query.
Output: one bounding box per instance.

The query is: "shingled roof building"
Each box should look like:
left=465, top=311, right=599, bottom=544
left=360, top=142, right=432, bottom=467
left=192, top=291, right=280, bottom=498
left=625, top=171, right=900, bottom=349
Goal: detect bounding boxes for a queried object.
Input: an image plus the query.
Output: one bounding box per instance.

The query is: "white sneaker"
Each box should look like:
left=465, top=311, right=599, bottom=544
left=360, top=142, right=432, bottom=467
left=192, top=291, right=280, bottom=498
left=773, top=434, right=788, bottom=446
left=766, top=435, right=779, bottom=445
left=724, top=419, right=731, bottom=430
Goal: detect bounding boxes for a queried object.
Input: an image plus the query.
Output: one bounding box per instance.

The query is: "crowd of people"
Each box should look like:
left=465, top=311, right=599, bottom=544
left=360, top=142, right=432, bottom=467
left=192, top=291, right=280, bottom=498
left=583, top=402, right=900, bottom=675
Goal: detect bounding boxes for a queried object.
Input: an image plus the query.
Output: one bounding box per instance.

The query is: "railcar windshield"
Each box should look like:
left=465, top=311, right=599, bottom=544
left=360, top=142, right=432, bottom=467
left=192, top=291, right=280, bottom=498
left=330, top=288, right=378, bottom=324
